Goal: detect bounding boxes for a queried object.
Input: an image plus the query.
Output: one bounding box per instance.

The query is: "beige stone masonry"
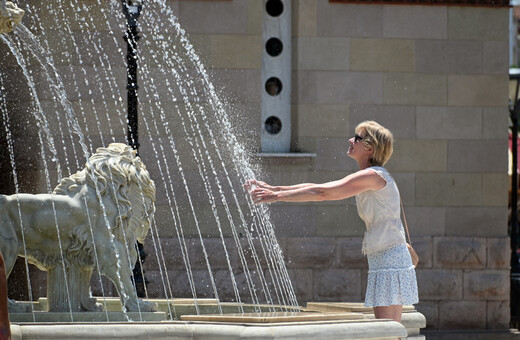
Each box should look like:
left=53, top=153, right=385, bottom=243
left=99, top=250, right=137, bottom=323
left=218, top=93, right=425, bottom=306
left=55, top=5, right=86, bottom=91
left=483, top=41, right=509, bottom=74
left=416, top=269, right=463, bottom=300
left=448, top=7, right=508, bottom=41
left=464, top=270, right=509, bottom=300
left=383, top=73, right=447, bottom=106
left=416, top=106, right=482, bottom=140
left=349, top=104, right=416, bottom=139
left=336, top=238, right=367, bottom=269
left=316, top=205, right=365, bottom=237
left=448, top=75, right=508, bottom=106
left=286, top=238, right=335, bottom=269
left=209, top=35, right=262, bottom=69
left=487, top=300, right=510, bottom=329
left=415, top=173, right=481, bottom=206
left=299, top=71, right=383, bottom=104
left=295, top=37, right=349, bottom=70
left=483, top=106, right=510, bottom=139
left=447, top=140, right=507, bottom=172
left=313, top=269, right=362, bottom=301
left=433, top=237, right=486, bottom=269
left=316, top=3, right=382, bottom=38
left=293, top=0, right=317, bottom=37
left=445, top=207, right=508, bottom=237
left=383, top=5, right=447, bottom=39
left=296, top=104, right=349, bottom=138
left=415, top=40, right=482, bottom=74
left=487, top=238, right=511, bottom=269
left=389, top=140, right=447, bottom=172
left=439, top=300, right=487, bottom=329
left=482, top=173, right=509, bottom=206
left=350, top=39, right=414, bottom=72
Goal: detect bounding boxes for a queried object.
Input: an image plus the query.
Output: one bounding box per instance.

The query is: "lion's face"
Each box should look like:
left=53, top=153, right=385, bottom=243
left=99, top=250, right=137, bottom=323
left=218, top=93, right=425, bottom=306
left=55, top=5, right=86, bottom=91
left=0, top=1, right=24, bottom=34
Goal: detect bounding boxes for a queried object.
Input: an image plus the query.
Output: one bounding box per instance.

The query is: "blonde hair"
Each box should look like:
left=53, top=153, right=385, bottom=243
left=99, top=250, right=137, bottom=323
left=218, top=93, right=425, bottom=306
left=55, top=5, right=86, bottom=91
left=355, top=121, right=393, bottom=166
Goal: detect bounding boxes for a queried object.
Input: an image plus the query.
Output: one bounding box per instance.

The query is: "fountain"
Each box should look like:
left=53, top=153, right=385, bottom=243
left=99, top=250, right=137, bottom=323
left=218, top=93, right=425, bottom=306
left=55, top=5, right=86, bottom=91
left=0, top=1, right=425, bottom=339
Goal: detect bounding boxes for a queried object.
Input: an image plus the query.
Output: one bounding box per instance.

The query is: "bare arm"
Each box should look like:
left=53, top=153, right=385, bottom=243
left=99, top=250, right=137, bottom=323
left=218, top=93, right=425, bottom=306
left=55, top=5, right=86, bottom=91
left=248, top=169, right=386, bottom=204
left=244, top=179, right=315, bottom=192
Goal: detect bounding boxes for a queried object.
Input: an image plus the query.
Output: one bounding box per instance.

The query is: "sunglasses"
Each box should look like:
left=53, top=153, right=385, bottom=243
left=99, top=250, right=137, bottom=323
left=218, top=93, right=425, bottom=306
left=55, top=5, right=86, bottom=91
left=354, top=134, right=365, bottom=143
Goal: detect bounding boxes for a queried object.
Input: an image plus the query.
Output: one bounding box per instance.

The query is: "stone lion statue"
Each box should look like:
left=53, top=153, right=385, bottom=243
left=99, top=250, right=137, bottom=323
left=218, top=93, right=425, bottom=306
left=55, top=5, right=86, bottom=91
left=0, top=143, right=157, bottom=313
left=0, top=1, right=24, bottom=34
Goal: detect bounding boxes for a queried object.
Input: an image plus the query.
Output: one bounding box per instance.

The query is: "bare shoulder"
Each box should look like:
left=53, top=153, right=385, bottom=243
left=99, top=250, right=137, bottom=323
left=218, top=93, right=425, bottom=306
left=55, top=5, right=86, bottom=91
left=350, top=168, right=386, bottom=190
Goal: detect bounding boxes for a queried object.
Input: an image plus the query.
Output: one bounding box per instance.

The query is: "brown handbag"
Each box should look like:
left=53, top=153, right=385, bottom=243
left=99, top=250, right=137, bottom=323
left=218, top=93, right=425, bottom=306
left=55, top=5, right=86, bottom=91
left=401, top=198, right=419, bottom=268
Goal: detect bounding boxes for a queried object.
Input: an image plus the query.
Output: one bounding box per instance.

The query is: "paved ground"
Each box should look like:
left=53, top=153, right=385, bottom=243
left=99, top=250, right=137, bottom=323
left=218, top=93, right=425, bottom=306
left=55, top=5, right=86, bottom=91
left=421, top=330, right=520, bottom=339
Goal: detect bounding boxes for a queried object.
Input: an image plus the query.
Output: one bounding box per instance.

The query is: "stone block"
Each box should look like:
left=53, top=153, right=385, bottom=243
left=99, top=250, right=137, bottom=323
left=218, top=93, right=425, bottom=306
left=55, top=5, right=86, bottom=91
left=448, top=7, right=508, bottom=41
left=383, top=5, right=447, bottom=39
left=483, top=107, right=510, bottom=139
left=483, top=41, right=509, bottom=75
left=383, top=73, right=447, bottom=106
left=387, top=140, right=447, bottom=172
left=336, top=237, right=367, bottom=269
left=316, top=205, right=366, bottom=237
left=210, top=35, right=262, bottom=69
left=268, top=204, right=317, bottom=237
left=415, top=40, right=482, bottom=74
left=315, top=137, right=359, bottom=172
left=433, top=237, right=486, bottom=269
left=177, top=0, right=248, bottom=34
left=445, top=207, right=508, bottom=237
left=482, top=173, right=509, bottom=207
left=247, top=0, right=262, bottom=35
left=349, top=104, right=416, bottom=140
left=317, top=3, right=382, bottom=38
left=350, top=39, right=414, bottom=72
left=448, top=75, right=508, bottom=106
left=296, top=104, right=349, bottom=138
left=416, top=106, right=482, bottom=140
left=487, top=238, right=510, bottom=269
left=296, top=37, right=349, bottom=70
left=188, top=237, right=240, bottom=270
left=415, top=173, right=481, bottom=206
left=286, top=237, right=335, bottom=269
left=209, top=69, right=261, bottom=103
left=464, top=270, right=509, bottom=300
left=487, top=300, right=510, bottom=329
left=288, top=269, right=314, bottom=304
left=416, top=269, right=462, bottom=300
left=447, top=140, right=507, bottom=173
left=389, top=172, right=416, bottom=205
left=294, top=0, right=317, bottom=37
left=404, top=207, right=445, bottom=238
left=410, top=237, right=433, bottom=268
left=313, top=269, right=362, bottom=301
left=143, top=236, right=189, bottom=271
left=439, top=300, right=486, bottom=329
left=299, top=71, right=383, bottom=104
left=415, top=301, right=439, bottom=329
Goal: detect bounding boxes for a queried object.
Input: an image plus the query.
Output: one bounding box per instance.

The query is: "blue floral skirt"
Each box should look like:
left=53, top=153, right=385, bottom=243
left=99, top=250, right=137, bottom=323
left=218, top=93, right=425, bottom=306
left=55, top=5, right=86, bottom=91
left=364, top=243, right=419, bottom=307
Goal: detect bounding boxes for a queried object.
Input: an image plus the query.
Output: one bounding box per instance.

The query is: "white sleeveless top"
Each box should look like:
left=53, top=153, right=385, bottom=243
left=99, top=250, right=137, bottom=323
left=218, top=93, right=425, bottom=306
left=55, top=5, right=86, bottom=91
left=355, top=167, right=406, bottom=255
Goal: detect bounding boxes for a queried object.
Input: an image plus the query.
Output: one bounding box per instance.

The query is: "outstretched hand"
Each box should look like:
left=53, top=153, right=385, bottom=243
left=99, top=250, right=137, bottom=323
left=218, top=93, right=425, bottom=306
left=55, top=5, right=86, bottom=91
left=244, top=179, right=278, bottom=204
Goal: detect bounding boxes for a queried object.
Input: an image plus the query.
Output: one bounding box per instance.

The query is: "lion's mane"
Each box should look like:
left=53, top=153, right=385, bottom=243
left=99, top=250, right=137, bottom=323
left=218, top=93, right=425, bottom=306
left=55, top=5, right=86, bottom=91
left=52, top=143, right=156, bottom=267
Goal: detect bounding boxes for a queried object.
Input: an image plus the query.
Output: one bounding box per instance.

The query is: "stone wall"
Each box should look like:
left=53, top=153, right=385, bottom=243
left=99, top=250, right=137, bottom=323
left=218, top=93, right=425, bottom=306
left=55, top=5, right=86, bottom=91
left=142, top=0, right=510, bottom=330
left=0, top=0, right=510, bottom=330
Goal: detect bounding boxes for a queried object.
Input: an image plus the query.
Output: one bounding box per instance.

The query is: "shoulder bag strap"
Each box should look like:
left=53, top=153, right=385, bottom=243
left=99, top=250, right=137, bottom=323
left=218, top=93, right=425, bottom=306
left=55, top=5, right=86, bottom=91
left=400, top=197, right=412, bottom=244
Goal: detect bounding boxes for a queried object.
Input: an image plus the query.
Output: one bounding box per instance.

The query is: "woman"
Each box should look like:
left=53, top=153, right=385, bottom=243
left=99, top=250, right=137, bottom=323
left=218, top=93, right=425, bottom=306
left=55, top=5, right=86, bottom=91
left=245, top=120, right=418, bottom=322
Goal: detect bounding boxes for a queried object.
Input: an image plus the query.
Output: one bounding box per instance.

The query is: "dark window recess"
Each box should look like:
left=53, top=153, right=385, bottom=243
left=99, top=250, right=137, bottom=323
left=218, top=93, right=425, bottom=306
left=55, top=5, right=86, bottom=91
left=266, top=38, right=283, bottom=57
left=266, top=0, right=284, bottom=16
left=264, top=116, right=282, bottom=135
left=265, top=77, right=282, bottom=96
